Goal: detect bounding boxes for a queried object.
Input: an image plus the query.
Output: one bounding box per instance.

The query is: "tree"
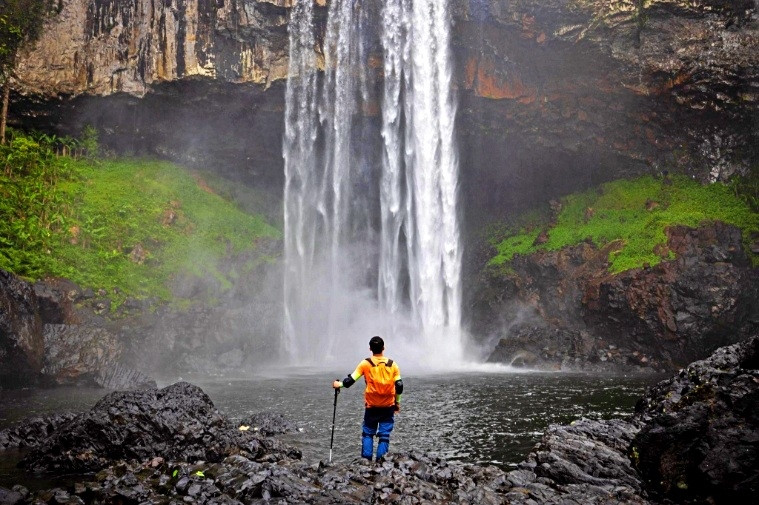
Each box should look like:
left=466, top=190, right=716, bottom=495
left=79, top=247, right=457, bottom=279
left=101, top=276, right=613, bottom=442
left=0, top=0, right=53, bottom=144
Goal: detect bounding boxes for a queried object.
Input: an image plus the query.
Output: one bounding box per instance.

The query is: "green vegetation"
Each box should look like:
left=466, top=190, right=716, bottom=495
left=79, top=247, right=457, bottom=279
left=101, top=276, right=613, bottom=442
left=490, top=175, right=759, bottom=274
left=0, top=130, right=280, bottom=306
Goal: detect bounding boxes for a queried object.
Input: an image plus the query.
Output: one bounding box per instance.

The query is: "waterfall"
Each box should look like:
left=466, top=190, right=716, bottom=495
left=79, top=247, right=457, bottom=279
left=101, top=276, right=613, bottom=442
left=283, top=0, right=462, bottom=364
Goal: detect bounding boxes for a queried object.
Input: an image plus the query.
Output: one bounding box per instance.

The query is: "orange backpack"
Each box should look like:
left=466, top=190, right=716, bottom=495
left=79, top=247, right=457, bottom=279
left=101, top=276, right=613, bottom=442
left=363, top=358, right=397, bottom=407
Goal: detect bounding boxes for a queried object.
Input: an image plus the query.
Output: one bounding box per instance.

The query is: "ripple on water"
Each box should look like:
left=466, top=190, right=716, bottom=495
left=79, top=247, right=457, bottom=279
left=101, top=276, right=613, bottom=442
left=0, top=371, right=661, bottom=472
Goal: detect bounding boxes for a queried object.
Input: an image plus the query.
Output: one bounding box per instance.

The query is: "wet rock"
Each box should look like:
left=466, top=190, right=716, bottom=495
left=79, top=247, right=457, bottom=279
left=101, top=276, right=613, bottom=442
left=32, top=279, right=80, bottom=325
left=0, top=413, right=79, bottom=450
left=41, top=324, right=121, bottom=386
left=479, top=223, right=759, bottom=370
left=0, top=269, right=44, bottom=388
left=13, top=338, right=759, bottom=504
left=238, top=412, right=301, bottom=437
left=20, top=381, right=300, bottom=473
left=0, top=487, right=24, bottom=505
left=632, top=335, right=759, bottom=503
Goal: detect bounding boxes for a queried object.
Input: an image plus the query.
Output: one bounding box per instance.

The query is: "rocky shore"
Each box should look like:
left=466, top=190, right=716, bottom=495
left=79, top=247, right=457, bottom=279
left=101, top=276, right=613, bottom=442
left=1, top=335, right=756, bottom=504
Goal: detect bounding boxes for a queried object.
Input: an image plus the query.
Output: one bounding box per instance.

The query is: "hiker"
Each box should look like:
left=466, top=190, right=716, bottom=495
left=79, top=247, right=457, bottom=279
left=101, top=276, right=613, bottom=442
left=332, top=336, right=403, bottom=461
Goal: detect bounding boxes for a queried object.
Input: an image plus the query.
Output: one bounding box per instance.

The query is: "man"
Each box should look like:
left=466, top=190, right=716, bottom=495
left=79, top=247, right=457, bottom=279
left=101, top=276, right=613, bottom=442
left=332, top=336, right=403, bottom=461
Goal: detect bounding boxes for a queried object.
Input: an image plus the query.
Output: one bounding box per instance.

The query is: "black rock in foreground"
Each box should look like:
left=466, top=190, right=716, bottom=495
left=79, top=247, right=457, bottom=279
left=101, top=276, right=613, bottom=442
left=633, top=334, right=759, bottom=503
left=19, top=382, right=300, bottom=474
left=1, top=336, right=757, bottom=504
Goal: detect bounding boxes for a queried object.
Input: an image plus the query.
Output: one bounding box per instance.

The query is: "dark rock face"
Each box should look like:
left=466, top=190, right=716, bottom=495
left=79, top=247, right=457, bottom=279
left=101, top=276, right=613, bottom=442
left=32, top=278, right=81, bottom=325
left=585, top=223, right=759, bottom=365
left=20, top=381, right=300, bottom=473
left=41, top=323, right=156, bottom=389
left=41, top=324, right=120, bottom=385
left=0, top=270, right=159, bottom=389
left=0, top=270, right=44, bottom=388
left=453, top=0, right=759, bottom=223
left=14, top=80, right=289, bottom=190
left=632, top=334, right=759, bottom=503
left=94, top=362, right=157, bottom=390
left=477, top=223, right=759, bottom=370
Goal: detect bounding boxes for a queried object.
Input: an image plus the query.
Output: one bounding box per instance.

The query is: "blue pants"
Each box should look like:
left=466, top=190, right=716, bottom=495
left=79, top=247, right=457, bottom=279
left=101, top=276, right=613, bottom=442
left=361, top=407, right=395, bottom=460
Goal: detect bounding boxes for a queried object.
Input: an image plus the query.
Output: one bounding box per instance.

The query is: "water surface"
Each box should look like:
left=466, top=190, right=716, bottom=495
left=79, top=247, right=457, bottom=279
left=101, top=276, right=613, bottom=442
left=0, top=370, right=660, bottom=489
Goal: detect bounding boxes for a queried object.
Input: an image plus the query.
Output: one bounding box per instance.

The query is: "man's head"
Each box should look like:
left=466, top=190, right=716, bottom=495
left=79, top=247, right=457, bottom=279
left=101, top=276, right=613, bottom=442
left=369, top=336, right=384, bottom=354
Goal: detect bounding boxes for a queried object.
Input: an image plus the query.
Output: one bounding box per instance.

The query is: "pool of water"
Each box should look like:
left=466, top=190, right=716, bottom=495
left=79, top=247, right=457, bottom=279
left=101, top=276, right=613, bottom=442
left=0, top=370, right=662, bottom=488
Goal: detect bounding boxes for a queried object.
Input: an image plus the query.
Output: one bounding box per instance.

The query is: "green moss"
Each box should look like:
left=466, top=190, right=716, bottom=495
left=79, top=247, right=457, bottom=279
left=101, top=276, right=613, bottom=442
left=490, top=175, right=759, bottom=274
left=0, top=133, right=280, bottom=307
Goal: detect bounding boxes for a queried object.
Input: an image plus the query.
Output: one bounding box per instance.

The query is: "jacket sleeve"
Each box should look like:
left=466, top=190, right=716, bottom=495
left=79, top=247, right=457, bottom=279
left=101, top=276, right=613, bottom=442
left=339, top=362, right=365, bottom=388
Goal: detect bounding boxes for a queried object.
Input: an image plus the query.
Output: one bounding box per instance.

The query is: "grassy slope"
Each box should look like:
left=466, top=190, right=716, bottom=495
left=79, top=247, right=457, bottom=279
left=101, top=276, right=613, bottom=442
left=490, top=175, right=759, bottom=273
left=0, top=135, right=279, bottom=306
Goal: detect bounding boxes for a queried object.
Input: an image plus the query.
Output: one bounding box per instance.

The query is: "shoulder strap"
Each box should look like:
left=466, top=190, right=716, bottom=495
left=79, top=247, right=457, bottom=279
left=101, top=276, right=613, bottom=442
left=385, top=359, right=393, bottom=367
left=365, top=357, right=376, bottom=367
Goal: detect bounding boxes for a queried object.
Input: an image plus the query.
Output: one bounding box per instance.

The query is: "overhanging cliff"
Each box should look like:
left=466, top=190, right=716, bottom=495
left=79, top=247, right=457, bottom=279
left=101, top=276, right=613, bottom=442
left=9, top=0, right=759, bottom=213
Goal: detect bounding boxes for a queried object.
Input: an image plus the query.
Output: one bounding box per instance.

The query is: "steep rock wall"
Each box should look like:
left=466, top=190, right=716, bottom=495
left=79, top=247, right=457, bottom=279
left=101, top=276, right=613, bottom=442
left=11, top=0, right=758, bottom=205
left=475, top=223, right=759, bottom=370
left=453, top=0, right=759, bottom=222
left=16, top=0, right=294, bottom=96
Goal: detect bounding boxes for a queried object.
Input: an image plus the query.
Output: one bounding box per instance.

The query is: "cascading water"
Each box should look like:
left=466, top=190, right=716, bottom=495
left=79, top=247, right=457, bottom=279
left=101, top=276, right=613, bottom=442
left=283, top=0, right=462, bottom=366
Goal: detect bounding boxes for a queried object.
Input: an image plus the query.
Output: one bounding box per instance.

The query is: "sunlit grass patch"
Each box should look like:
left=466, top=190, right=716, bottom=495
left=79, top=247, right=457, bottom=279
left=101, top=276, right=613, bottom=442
left=490, top=175, right=759, bottom=273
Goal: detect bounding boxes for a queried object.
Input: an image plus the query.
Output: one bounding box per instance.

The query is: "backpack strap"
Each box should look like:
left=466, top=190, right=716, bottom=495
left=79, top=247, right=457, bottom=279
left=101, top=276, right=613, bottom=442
left=366, top=358, right=394, bottom=367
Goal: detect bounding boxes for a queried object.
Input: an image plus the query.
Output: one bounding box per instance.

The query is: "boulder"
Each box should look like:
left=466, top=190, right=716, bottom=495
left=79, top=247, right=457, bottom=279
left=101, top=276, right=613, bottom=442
left=0, top=487, right=24, bottom=505
left=0, top=269, right=44, bottom=388
left=237, top=412, right=301, bottom=437
left=502, top=419, right=648, bottom=504
left=20, top=381, right=300, bottom=473
left=0, top=413, right=78, bottom=450
left=632, top=335, right=759, bottom=503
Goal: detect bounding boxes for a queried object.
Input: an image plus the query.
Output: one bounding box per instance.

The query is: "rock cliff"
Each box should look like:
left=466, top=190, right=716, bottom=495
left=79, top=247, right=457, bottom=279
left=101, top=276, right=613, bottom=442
left=10, top=0, right=758, bottom=217
left=0, top=268, right=156, bottom=389
left=16, top=0, right=294, bottom=96
left=477, top=222, right=759, bottom=370
left=453, top=0, right=759, bottom=221
left=0, top=269, right=44, bottom=387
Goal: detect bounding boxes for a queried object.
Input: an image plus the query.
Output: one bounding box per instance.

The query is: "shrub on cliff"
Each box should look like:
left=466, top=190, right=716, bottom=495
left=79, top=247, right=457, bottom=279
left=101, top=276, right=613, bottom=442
left=490, top=175, right=759, bottom=273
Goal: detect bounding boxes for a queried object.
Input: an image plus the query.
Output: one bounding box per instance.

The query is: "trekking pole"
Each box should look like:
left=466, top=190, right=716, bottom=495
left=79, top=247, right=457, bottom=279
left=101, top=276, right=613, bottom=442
left=329, top=381, right=340, bottom=463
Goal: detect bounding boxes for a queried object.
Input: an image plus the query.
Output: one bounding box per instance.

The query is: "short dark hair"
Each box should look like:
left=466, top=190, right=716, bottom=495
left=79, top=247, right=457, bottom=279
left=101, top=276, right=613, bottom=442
left=369, top=336, right=384, bottom=354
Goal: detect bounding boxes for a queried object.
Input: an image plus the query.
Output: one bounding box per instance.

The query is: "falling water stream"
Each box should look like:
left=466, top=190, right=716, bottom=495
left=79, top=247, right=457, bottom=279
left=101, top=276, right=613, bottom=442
left=283, top=0, right=463, bottom=364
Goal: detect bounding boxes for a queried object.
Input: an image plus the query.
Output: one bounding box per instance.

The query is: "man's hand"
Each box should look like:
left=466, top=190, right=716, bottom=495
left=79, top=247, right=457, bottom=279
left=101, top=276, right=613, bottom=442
left=332, top=380, right=342, bottom=389
left=394, top=403, right=400, bottom=413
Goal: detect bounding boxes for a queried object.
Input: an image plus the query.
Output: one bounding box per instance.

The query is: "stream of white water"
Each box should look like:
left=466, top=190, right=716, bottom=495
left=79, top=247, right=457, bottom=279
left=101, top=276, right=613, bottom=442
left=283, top=0, right=463, bottom=365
